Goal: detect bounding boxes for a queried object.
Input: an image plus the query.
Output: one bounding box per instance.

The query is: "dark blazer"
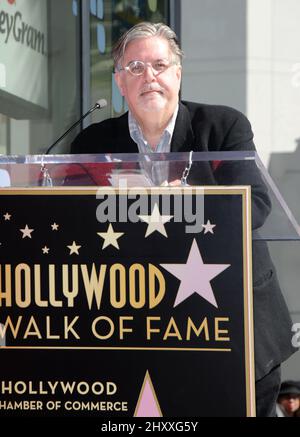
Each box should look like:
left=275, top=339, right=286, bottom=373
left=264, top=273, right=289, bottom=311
left=71, top=101, right=296, bottom=380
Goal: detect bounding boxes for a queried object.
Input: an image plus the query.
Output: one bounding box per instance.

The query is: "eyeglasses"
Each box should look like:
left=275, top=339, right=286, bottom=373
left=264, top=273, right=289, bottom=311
left=117, top=59, right=177, bottom=76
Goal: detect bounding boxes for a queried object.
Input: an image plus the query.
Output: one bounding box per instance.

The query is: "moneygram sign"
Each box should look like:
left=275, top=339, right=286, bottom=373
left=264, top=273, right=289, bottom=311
left=0, top=0, right=48, bottom=112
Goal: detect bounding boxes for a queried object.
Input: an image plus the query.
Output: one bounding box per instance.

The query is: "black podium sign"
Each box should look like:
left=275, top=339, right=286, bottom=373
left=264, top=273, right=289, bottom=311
left=0, top=186, right=255, bottom=417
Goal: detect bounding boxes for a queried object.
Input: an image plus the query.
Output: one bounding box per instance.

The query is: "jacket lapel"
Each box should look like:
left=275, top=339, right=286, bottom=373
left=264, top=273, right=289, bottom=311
left=117, top=103, right=195, bottom=153
left=115, top=112, right=139, bottom=153
left=170, top=102, right=195, bottom=152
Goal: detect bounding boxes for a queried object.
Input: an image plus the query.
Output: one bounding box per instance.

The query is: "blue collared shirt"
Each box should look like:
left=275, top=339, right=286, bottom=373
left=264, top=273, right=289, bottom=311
left=128, top=105, right=178, bottom=153
left=128, top=106, right=179, bottom=184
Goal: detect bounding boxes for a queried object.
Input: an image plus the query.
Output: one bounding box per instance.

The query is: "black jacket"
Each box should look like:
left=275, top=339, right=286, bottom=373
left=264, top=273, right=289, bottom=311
left=71, top=100, right=296, bottom=379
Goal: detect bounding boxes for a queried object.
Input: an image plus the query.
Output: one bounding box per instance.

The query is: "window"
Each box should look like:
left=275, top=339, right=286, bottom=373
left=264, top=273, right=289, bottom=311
left=0, top=0, right=81, bottom=154
left=89, top=0, right=170, bottom=124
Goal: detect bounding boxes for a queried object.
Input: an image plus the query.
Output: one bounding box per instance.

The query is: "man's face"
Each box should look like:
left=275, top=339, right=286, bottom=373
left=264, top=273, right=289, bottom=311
left=114, top=36, right=181, bottom=118
left=279, top=394, right=300, bottom=415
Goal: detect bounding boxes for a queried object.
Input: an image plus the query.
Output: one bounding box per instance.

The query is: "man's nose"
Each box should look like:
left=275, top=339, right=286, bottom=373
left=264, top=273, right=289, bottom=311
left=144, top=64, right=156, bottom=82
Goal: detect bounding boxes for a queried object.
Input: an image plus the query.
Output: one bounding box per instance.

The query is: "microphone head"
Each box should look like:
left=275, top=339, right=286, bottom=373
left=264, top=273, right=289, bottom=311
left=95, top=99, right=107, bottom=109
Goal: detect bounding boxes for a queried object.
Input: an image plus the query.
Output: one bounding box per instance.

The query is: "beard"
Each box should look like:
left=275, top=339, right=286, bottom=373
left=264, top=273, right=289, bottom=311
left=137, top=88, right=167, bottom=113
left=139, top=95, right=167, bottom=112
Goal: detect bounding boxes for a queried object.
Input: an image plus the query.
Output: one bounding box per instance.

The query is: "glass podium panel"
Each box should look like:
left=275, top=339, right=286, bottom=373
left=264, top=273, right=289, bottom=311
left=0, top=151, right=299, bottom=241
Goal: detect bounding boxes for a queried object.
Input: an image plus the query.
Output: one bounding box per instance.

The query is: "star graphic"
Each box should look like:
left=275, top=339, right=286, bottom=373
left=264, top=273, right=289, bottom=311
left=3, top=213, right=11, bottom=221
left=202, top=219, right=216, bottom=234
left=139, top=204, right=173, bottom=238
left=67, top=241, right=81, bottom=255
left=97, top=224, right=124, bottom=249
left=160, top=239, right=230, bottom=308
left=20, top=225, right=34, bottom=239
left=42, top=246, right=50, bottom=254
left=51, top=223, right=59, bottom=231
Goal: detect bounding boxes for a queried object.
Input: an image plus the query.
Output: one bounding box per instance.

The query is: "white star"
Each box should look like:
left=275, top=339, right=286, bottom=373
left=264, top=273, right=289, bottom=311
left=3, top=213, right=11, bottom=221
left=139, top=204, right=173, bottom=238
left=51, top=223, right=59, bottom=231
left=160, top=239, right=230, bottom=308
left=202, top=219, right=216, bottom=234
left=42, top=246, right=50, bottom=254
left=97, top=224, right=124, bottom=249
left=20, top=225, right=34, bottom=239
left=67, top=241, right=81, bottom=255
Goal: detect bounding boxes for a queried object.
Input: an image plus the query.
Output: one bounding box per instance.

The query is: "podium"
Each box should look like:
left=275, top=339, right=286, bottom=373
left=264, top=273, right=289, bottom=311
left=0, top=151, right=299, bottom=419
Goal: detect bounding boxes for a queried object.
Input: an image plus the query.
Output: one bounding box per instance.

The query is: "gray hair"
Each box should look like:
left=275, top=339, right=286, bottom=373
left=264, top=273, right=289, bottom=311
left=112, top=22, right=184, bottom=70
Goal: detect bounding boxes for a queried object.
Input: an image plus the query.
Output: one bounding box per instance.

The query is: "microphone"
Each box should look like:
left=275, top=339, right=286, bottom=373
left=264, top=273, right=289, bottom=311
left=45, top=99, right=107, bottom=154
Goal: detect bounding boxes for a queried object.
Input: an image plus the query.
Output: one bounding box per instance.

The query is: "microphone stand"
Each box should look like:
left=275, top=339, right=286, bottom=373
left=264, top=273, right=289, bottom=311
left=40, top=99, right=107, bottom=186
left=45, top=101, right=103, bottom=155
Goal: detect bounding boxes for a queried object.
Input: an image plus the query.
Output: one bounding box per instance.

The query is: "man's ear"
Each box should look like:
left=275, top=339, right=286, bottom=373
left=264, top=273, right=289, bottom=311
left=114, top=72, right=125, bottom=96
left=176, top=65, right=182, bottom=82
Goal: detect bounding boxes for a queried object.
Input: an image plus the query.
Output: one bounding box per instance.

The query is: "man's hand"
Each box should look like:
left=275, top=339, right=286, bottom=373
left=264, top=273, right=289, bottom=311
left=161, top=179, right=182, bottom=186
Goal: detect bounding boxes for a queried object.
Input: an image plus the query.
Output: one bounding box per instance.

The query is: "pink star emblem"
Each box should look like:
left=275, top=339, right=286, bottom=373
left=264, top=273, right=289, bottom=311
left=160, top=239, right=230, bottom=308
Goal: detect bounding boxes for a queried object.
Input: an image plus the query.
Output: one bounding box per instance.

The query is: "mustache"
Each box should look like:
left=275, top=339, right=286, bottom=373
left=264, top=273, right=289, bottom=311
left=140, top=84, right=164, bottom=95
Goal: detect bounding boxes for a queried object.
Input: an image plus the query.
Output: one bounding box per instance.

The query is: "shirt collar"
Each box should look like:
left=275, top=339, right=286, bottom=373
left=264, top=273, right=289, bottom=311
left=128, top=105, right=179, bottom=151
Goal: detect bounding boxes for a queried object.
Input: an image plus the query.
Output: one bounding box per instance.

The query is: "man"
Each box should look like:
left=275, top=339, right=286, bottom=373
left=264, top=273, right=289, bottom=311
left=276, top=380, right=300, bottom=417
left=71, top=22, right=297, bottom=416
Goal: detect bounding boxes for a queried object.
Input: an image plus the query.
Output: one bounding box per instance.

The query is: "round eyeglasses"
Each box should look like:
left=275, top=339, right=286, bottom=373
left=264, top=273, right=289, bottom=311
left=117, top=59, right=177, bottom=76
